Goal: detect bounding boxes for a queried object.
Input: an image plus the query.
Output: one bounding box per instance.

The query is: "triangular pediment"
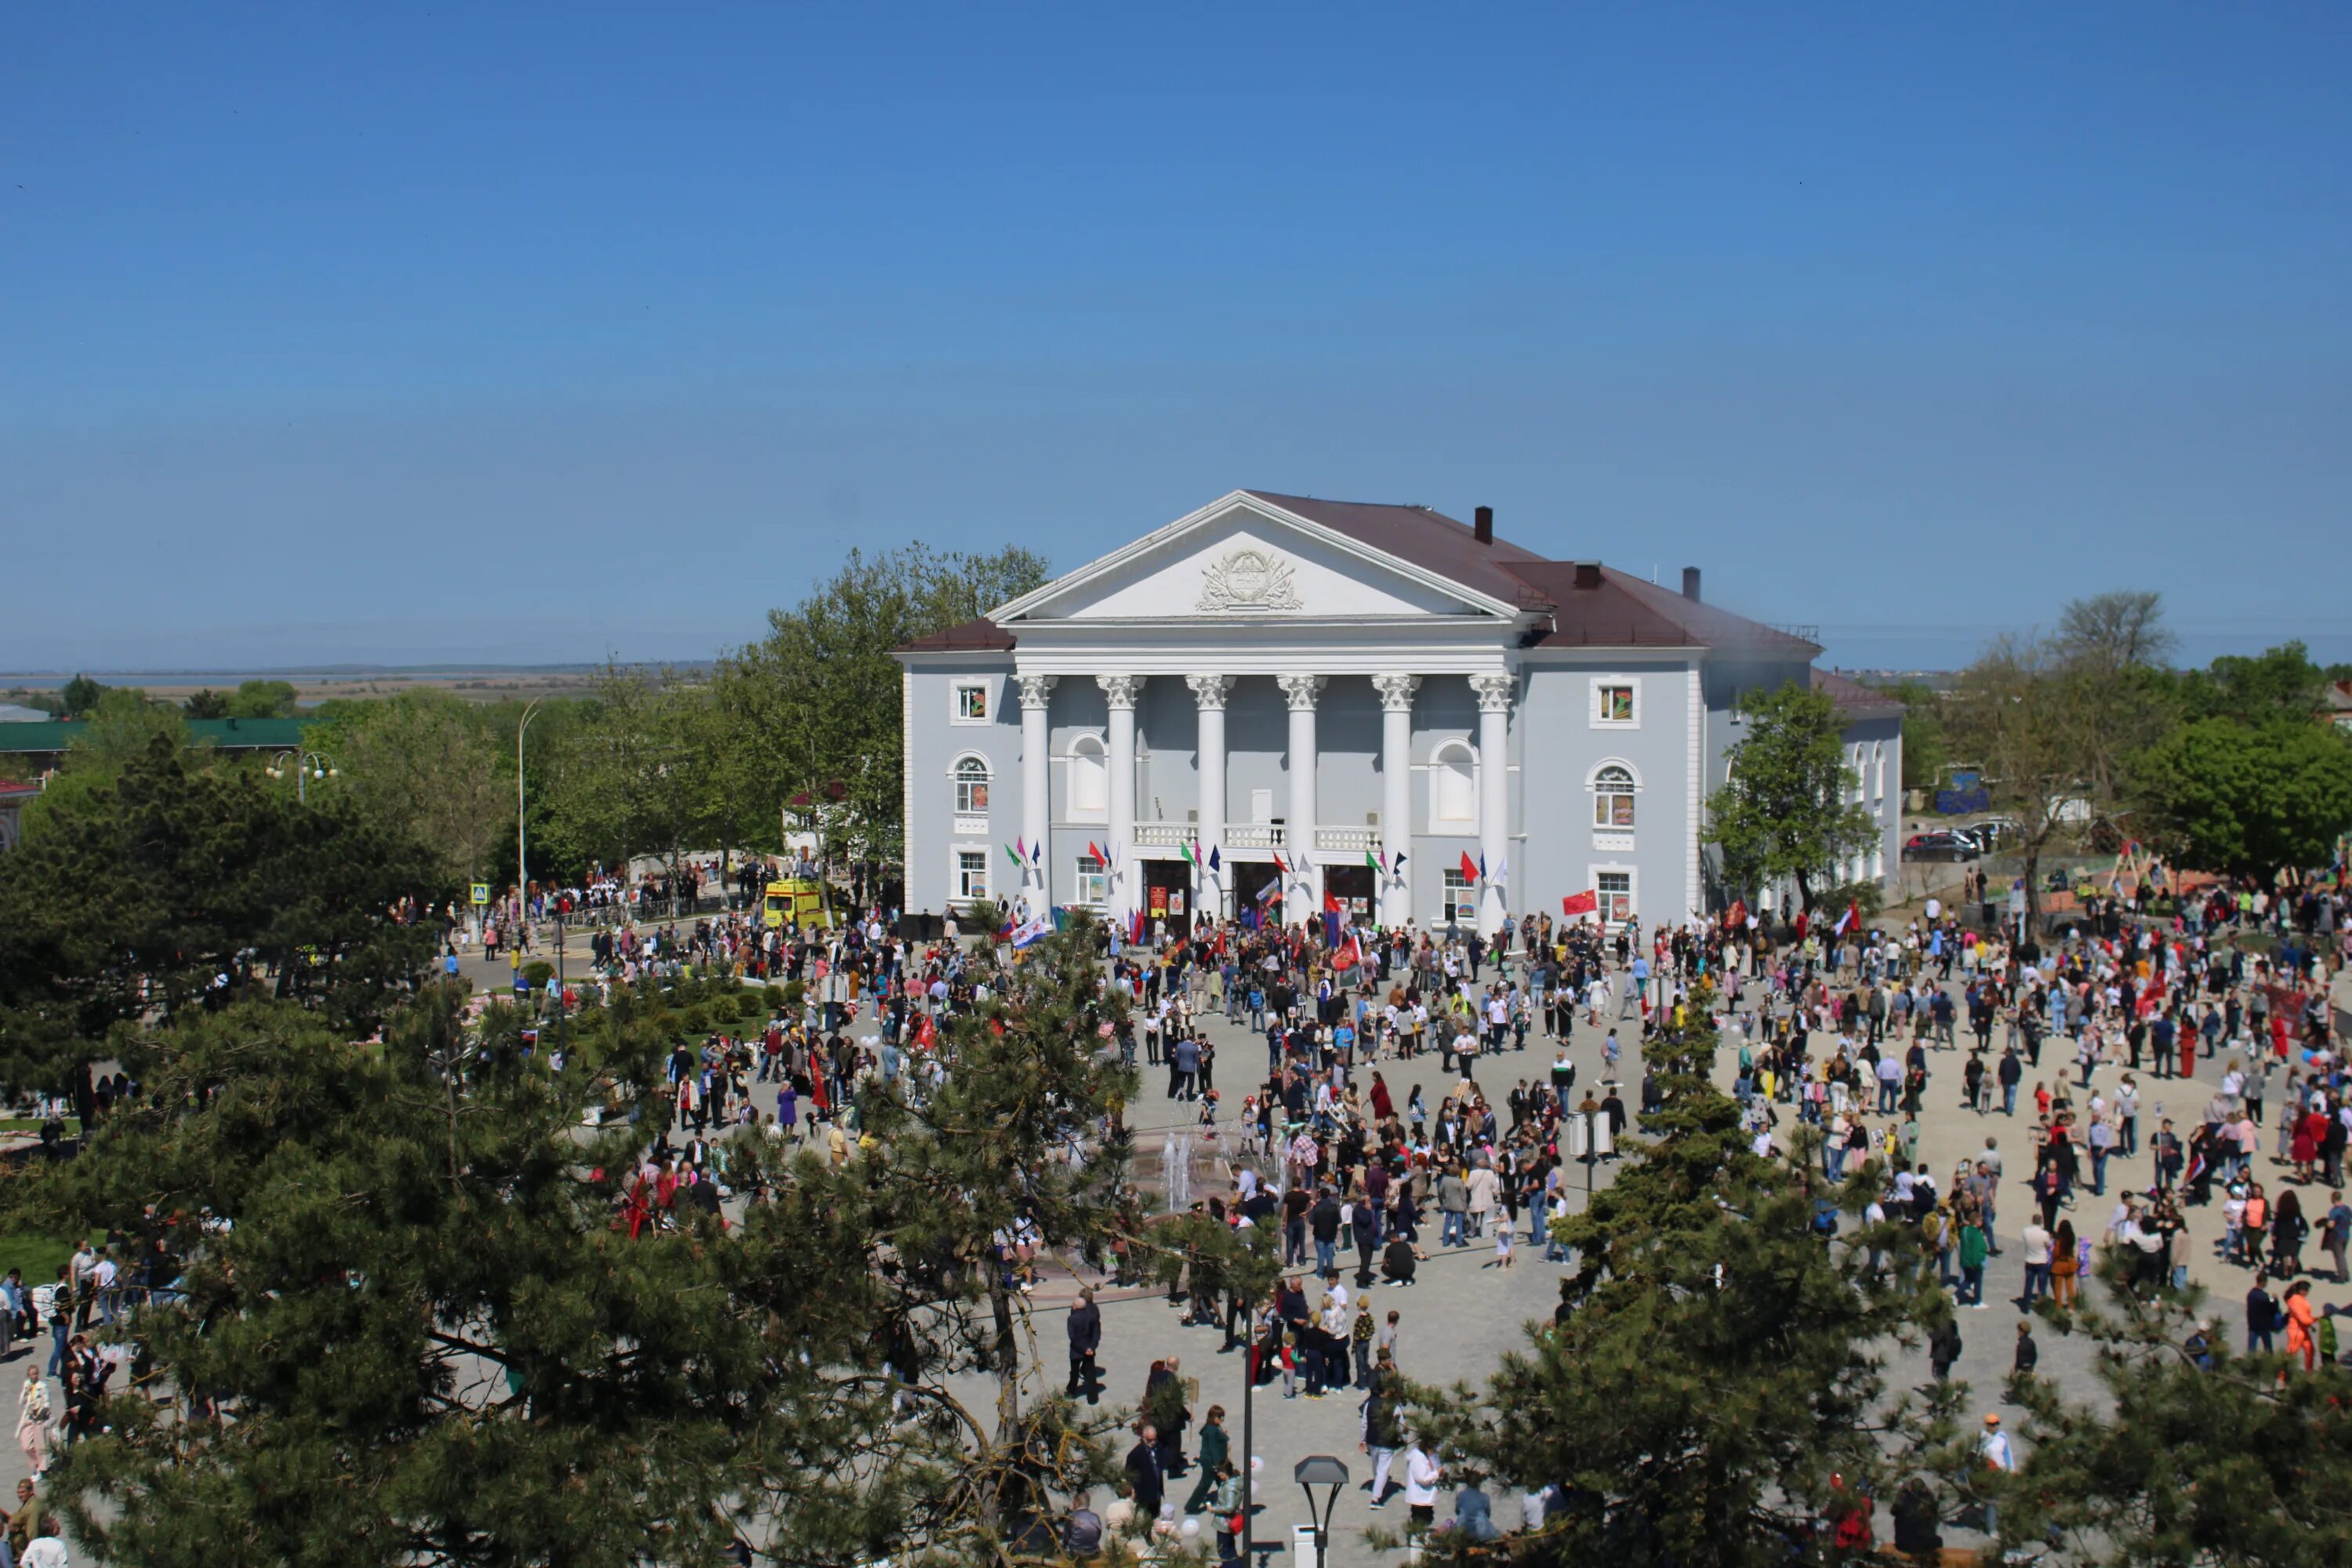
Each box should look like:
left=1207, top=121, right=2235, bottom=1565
left=993, top=492, right=1519, bottom=625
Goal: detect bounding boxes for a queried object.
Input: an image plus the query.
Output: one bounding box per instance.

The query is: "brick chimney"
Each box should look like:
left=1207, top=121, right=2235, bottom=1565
left=1473, top=505, right=1493, bottom=545
left=1573, top=561, right=1602, bottom=590
left=1682, top=566, right=1701, bottom=603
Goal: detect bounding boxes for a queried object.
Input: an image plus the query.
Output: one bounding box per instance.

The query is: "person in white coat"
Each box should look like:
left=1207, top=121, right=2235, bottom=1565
left=1403, top=1439, right=1443, bottom=1533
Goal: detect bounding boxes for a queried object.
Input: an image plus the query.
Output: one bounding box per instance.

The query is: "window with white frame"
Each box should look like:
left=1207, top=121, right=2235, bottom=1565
left=1067, top=734, right=1107, bottom=816
left=1075, top=855, right=1108, bottom=908
left=1596, top=870, right=1635, bottom=924
left=953, top=755, right=991, bottom=815
left=956, top=850, right=989, bottom=901
left=1592, top=764, right=1637, bottom=829
left=1873, top=741, right=1886, bottom=800
left=1442, top=869, right=1477, bottom=924
left=1590, top=677, right=1639, bottom=728
left=952, top=680, right=990, bottom=724
left=1431, top=741, right=1476, bottom=829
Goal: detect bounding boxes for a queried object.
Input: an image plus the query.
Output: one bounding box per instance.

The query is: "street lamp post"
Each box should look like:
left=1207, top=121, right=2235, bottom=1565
left=266, top=750, right=338, bottom=805
left=516, top=698, right=546, bottom=942
left=1294, top=1454, right=1349, bottom=1568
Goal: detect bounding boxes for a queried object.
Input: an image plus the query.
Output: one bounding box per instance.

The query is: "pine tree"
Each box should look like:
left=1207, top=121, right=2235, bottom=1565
left=19, top=989, right=937, bottom=1567
left=2002, top=1261, right=2352, bottom=1565
left=1405, top=992, right=1966, bottom=1566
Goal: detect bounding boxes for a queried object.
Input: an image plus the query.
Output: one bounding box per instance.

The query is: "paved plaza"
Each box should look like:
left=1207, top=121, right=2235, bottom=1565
left=9, top=916, right=2343, bottom=1560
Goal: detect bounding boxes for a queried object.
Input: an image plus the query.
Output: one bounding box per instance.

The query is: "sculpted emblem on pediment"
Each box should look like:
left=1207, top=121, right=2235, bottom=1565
left=1196, top=547, right=1303, bottom=614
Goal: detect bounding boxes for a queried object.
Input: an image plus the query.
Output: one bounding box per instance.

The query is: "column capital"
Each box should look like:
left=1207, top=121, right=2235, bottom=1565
left=1372, top=673, right=1421, bottom=713
left=1185, top=674, right=1236, bottom=710
left=1276, top=673, right=1327, bottom=711
left=1470, top=672, right=1515, bottom=714
left=1016, top=673, right=1058, bottom=711
left=1096, top=673, right=1142, bottom=710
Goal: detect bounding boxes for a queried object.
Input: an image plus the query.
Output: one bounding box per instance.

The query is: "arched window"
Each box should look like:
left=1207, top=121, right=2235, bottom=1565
left=953, top=755, right=991, bottom=815
left=1068, top=735, right=1107, bottom=816
left=1592, top=764, right=1637, bottom=829
left=1873, top=741, right=1886, bottom=800
left=1430, top=741, right=1476, bottom=830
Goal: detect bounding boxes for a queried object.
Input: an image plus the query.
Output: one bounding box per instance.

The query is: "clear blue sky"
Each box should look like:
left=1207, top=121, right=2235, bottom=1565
left=5, top=5, right=2347, bottom=672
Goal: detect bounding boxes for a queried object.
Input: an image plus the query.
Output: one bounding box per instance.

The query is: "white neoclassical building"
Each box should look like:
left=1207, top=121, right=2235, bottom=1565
left=895, top=489, right=1900, bottom=933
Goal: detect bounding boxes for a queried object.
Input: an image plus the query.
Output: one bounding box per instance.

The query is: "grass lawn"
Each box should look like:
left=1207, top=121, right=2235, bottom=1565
left=0, top=1118, right=80, bottom=1135
left=0, top=1232, right=96, bottom=1287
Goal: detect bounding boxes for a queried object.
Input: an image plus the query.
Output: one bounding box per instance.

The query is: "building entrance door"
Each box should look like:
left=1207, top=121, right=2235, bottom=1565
left=1324, top=864, right=1374, bottom=927
left=1140, top=858, right=1191, bottom=939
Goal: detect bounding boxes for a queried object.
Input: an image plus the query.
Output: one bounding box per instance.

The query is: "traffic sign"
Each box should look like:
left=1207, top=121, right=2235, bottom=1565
left=471, top=883, right=491, bottom=906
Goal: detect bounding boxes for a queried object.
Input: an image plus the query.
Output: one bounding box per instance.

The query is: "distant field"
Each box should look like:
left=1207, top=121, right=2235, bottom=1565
left=0, top=666, right=703, bottom=707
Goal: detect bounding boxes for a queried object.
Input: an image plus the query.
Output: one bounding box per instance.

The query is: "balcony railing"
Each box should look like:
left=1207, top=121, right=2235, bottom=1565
left=1129, top=822, right=1382, bottom=855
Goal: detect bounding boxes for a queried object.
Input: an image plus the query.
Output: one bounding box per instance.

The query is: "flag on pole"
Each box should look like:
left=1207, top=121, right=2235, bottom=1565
left=1458, top=850, right=1479, bottom=884
left=1366, top=850, right=1381, bottom=873
left=1492, top=853, right=1509, bottom=883
left=1834, top=900, right=1860, bottom=937
left=1207, top=847, right=1221, bottom=873
left=1392, top=851, right=1406, bottom=872
left=1479, top=851, right=1488, bottom=880
left=1272, top=849, right=1289, bottom=876
left=1179, top=841, right=1197, bottom=868
left=1726, top=899, right=1748, bottom=930
left=1029, top=840, right=1042, bottom=866
left=1323, top=890, right=1345, bottom=920
left=1257, top=877, right=1283, bottom=905
left=1561, top=889, right=1599, bottom=918
left=1004, top=843, right=1023, bottom=867
left=1336, top=932, right=1365, bottom=972
left=1010, top=913, right=1053, bottom=949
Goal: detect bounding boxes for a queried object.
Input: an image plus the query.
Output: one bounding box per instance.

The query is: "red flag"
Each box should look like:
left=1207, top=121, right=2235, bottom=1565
left=1726, top=899, right=1748, bottom=930
left=1459, top=851, right=1480, bottom=884
left=1560, top=889, right=1598, bottom=918
left=1337, top=933, right=1365, bottom=972
left=1272, top=849, right=1289, bottom=875
left=1323, top=891, right=1344, bottom=916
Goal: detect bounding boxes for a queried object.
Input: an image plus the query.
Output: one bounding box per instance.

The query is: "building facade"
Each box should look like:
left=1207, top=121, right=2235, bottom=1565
left=895, top=490, right=1900, bottom=931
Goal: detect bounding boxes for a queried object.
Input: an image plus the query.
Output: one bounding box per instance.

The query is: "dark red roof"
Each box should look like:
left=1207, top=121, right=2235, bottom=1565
left=1813, top=669, right=1907, bottom=717
left=892, top=491, right=1818, bottom=656
left=1508, top=563, right=1819, bottom=653
left=898, top=617, right=1017, bottom=652
left=1243, top=490, right=1554, bottom=608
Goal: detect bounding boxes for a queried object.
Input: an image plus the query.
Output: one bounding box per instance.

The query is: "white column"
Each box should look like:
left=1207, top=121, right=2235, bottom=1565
left=1277, top=674, right=1326, bottom=920
left=1373, top=674, right=1420, bottom=930
left=1018, top=673, right=1056, bottom=906
left=1099, top=674, right=1142, bottom=920
left=1472, top=672, right=1514, bottom=933
left=1186, top=675, right=1233, bottom=920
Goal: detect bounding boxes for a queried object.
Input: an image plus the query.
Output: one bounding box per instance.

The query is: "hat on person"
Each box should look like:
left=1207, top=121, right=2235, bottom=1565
left=1983, top=1413, right=2002, bottom=1426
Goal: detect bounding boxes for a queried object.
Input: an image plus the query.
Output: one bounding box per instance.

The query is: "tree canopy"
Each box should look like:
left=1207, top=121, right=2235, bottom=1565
left=0, top=732, right=448, bottom=1088
left=1704, top=681, right=1879, bottom=912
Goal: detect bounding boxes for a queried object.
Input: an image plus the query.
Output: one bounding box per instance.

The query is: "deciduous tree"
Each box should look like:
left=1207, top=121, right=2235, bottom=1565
left=2131, top=717, right=2352, bottom=878
left=1704, top=682, right=1878, bottom=913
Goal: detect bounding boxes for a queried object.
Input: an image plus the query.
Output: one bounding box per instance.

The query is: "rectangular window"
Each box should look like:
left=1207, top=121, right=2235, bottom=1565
left=1597, top=871, right=1634, bottom=924
left=1076, top=855, right=1108, bottom=908
left=1442, top=869, right=1477, bottom=924
left=952, top=681, right=990, bottom=724
left=956, top=851, right=989, bottom=901
left=1591, top=678, right=1638, bottom=728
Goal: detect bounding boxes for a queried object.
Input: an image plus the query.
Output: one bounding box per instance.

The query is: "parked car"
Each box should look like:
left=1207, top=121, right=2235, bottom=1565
left=1904, top=831, right=1980, bottom=862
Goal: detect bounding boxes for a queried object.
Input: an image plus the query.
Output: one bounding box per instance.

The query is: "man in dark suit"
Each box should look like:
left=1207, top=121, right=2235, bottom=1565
left=1067, top=1287, right=1102, bottom=1402
left=1124, top=1423, right=1164, bottom=1520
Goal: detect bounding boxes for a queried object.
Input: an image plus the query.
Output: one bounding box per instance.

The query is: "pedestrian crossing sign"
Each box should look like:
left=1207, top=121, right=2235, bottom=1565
left=471, top=883, right=490, bottom=906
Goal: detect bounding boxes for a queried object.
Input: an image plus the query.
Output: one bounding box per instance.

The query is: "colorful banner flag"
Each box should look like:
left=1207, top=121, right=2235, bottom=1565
left=1257, top=877, right=1283, bottom=904
left=1834, top=900, right=1860, bottom=937
left=1010, top=913, right=1053, bottom=949
left=1726, top=899, right=1748, bottom=930
left=1561, top=889, right=1598, bottom=918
